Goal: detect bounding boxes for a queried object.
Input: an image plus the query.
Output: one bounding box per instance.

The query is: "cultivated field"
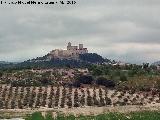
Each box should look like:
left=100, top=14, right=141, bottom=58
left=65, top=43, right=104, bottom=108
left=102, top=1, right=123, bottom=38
left=1, top=84, right=160, bottom=119
left=0, top=85, right=160, bottom=110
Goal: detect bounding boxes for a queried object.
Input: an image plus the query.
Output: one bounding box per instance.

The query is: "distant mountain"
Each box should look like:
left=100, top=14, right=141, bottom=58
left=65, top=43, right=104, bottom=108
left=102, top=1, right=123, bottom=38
left=152, top=61, right=160, bottom=66
left=0, top=61, right=10, bottom=64
left=0, top=61, right=21, bottom=70
left=0, top=61, right=19, bottom=65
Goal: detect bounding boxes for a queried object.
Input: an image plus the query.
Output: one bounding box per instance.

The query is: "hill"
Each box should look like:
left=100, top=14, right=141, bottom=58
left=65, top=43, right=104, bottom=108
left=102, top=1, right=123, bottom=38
left=0, top=53, right=109, bottom=70
left=79, top=53, right=105, bottom=63
left=21, top=53, right=107, bottom=68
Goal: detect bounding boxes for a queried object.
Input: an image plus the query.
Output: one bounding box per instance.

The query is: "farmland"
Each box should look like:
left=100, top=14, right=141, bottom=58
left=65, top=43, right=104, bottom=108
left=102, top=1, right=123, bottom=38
left=0, top=64, right=160, bottom=119
left=0, top=84, right=160, bottom=110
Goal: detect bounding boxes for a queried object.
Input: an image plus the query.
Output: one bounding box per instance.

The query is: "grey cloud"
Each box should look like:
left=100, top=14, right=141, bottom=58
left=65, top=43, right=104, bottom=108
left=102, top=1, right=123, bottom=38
left=0, top=0, right=160, bottom=63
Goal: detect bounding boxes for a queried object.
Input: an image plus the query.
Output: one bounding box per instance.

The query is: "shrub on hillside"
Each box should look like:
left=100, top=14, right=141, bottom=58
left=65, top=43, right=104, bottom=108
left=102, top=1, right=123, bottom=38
left=120, top=74, right=128, bottom=82
left=73, top=81, right=81, bottom=87
left=77, top=75, right=94, bottom=84
left=92, top=68, right=103, bottom=76
left=96, top=77, right=115, bottom=88
left=0, top=71, right=2, bottom=77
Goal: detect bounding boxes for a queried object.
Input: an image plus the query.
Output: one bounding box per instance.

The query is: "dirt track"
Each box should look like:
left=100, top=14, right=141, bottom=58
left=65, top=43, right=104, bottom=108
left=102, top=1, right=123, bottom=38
left=1, top=104, right=160, bottom=118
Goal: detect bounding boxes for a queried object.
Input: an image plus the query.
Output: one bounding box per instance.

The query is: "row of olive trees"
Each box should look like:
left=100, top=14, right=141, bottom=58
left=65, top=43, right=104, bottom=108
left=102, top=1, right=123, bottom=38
left=2, top=85, right=159, bottom=109
left=0, top=85, right=114, bottom=109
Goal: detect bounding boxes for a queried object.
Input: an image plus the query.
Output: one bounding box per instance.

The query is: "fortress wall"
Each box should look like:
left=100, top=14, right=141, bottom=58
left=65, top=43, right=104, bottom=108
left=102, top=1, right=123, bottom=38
left=49, top=43, right=88, bottom=59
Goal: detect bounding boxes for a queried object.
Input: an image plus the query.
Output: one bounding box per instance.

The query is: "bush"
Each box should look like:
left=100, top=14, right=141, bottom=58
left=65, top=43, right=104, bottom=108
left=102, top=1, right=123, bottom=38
left=96, top=77, right=115, bottom=88
left=73, top=81, right=81, bottom=87
left=120, top=74, right=127, bottom=82
left=77, top=75, right=94, bottom=84
left=0, top=71, right=2, bottom=77
left=26, top=112, right=44, bottom=120
left=93, top=68, right=103, bottom=76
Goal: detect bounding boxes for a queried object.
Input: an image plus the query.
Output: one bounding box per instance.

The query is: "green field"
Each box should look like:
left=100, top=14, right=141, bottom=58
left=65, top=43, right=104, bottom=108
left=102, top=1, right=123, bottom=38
left=25, top=111, right=160, bottom=120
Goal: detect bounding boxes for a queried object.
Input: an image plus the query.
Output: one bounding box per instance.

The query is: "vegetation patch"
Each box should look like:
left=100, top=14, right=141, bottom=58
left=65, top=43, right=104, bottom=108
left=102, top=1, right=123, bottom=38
left=25, top=111, right=160, bottom=120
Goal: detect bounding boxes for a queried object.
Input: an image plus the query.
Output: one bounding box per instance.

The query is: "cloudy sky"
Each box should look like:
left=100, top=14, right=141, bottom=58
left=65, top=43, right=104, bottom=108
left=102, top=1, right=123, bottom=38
left=0, top=0, right=160, bottom=64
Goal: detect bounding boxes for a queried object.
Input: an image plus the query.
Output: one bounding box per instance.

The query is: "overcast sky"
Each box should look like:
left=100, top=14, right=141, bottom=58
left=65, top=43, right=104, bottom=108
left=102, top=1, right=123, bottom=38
left=0, top=0, right=160, bottom=64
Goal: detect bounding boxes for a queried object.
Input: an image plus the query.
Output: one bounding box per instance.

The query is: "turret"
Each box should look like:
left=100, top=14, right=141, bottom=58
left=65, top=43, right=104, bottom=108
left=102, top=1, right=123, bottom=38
left=68, top=42, right=71, bottom=47
left=67, top=42, right=72, bottom=50
left=79, top=44, right=83, bottom=49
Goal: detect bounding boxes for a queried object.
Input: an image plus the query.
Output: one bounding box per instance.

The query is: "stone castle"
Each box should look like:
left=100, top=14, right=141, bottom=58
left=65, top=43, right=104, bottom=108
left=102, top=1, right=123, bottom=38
left=49, top=42, right=88, bottom=59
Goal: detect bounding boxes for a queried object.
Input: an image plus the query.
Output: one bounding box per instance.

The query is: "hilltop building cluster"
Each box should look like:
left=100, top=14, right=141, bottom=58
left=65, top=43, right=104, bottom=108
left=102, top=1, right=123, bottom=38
left=49, top=42, right=88, bottom=59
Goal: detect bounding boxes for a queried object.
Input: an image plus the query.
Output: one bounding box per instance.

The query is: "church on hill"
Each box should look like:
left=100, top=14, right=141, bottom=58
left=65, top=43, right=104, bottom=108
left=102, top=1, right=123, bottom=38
left=49, top=42, right=88, bottom=59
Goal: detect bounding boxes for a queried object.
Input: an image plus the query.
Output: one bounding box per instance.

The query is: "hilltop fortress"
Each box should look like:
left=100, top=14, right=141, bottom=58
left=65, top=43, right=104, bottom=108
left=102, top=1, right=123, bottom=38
left=49, top=42, right=88, bottom=59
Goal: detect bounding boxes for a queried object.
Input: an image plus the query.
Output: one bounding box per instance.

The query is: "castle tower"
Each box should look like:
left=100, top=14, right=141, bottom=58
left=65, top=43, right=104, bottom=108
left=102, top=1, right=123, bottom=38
left=79, top=44, right=83, bottom=49
left=67, top=42, right=72, bottom=50
left=68, top=42, right=71, bottom=47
